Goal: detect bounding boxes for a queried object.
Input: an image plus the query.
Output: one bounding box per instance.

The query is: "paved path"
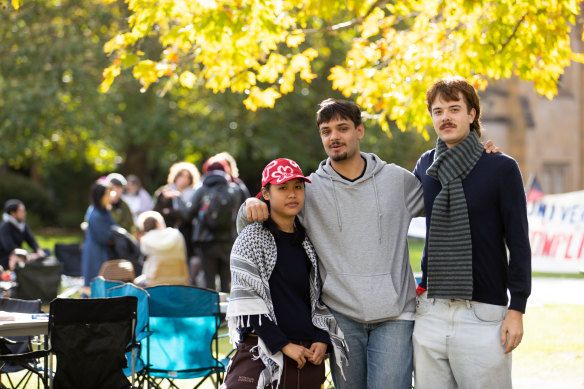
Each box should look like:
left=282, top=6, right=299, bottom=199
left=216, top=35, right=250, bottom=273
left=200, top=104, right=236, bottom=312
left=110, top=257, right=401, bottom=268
left=528, top=277, right=584, bottom=306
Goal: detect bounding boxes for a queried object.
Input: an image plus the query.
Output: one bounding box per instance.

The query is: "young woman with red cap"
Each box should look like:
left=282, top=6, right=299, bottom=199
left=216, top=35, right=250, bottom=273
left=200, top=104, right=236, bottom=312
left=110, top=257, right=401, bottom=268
left=223, top=158, right=347, bottom=389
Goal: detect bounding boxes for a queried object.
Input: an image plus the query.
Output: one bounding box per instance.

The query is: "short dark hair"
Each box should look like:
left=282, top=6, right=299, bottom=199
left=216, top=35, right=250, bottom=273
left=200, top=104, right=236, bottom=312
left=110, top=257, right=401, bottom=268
left=4, top=199, right=23, bottom=215
left=426, top=77, right=482, bottom=137
left=316, top=98, right=363, bottom=128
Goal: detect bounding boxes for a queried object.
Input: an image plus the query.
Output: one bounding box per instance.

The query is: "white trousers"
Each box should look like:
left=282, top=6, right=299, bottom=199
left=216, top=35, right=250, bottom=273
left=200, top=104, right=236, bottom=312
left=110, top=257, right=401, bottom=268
left=412, top=292, right=512, bottom=389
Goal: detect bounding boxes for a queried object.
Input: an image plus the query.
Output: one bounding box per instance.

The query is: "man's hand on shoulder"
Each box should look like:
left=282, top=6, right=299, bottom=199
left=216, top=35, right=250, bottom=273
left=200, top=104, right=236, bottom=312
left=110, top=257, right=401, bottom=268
left=245, top=197, right=269, bottom=222
left=483, top=139, right=501, bottom=154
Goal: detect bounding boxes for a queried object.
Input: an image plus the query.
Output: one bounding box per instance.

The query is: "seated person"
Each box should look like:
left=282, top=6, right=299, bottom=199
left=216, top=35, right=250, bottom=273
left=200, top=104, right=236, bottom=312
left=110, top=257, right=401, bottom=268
left=0, top=199, right=46, bottom=271
left=134, top=211, right=190, bottom=287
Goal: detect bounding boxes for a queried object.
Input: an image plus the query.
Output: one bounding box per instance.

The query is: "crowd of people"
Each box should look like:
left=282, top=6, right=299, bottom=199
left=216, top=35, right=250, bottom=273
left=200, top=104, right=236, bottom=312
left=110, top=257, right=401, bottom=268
left=0, top=77, right=532, bottom=389
left=79, top=151, right=248, bottom=294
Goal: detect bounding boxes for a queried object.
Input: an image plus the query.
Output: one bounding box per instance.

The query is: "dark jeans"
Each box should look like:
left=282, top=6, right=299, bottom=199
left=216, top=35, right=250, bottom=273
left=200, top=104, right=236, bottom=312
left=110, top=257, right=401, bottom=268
left=199, top=241, right=232, bottom=292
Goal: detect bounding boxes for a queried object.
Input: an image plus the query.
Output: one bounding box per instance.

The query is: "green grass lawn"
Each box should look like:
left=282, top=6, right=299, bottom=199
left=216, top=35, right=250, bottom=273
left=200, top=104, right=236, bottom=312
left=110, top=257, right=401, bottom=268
left=31, top=231, right=583, bottom=280
left=408, top=237, right=424, bottom=273
left=35, top=230, right=84, bottom=251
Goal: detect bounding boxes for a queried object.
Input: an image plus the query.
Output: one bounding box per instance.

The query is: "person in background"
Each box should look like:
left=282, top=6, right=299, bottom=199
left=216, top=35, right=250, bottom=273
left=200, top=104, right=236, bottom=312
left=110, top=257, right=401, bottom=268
left=412, top=76, right=531, bottom=388
left=186, top=160, right=242, bottom=292
left=122, top=174, right=153, bottom=225
left=81, top=182, right=117, bottom=288
left=223, top=158, right=347, bottom=389
left=0, top=199, right=46, bottom=271
left=153, top=161, right=200, bottom=259
left=205, top=151, right=251, bottom=199
left=106, top=173, right=134, bottom=232
left=134, top=211, right=189, bottom=287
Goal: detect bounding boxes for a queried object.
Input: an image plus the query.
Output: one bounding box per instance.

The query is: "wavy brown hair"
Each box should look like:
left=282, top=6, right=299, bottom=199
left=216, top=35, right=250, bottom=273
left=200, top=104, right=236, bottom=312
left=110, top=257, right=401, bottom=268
left=426, top=76, right=482, bottom=138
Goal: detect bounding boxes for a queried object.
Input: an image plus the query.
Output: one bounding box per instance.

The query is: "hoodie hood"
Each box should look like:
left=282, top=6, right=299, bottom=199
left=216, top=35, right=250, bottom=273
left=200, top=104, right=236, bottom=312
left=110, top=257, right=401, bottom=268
left=141, top=227, right=185, bottom=254
left=202, top=171, right=229, bottom=187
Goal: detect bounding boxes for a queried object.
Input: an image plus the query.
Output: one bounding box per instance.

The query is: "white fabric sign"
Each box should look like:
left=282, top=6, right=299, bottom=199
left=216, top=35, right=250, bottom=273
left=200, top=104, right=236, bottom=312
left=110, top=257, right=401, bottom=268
left=527, top=190, right=584, bottom=273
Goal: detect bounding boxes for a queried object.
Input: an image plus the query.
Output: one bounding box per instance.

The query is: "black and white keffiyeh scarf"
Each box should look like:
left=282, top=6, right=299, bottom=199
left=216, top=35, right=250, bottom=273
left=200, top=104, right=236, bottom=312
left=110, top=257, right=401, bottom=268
left=227, top=222, right=348, bottom=389
left=426, top=130, right=484, bottom=300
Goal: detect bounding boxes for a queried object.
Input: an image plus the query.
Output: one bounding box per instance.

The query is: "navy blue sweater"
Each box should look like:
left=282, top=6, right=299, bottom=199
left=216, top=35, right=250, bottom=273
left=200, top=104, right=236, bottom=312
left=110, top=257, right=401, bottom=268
left=244, top=231, right=330, bottom=354
left=413, top=150, right=531, bottom=312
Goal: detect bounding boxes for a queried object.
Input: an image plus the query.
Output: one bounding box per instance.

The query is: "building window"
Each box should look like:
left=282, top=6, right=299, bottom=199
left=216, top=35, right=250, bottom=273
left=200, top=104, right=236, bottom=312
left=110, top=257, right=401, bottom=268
left=541, top=163, right=570, bottom=194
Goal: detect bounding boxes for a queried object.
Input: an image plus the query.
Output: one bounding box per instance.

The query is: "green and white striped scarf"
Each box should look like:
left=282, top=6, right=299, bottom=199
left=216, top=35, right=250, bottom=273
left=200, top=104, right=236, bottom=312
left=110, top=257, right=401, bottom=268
left=426, top=130, right=484, bottom=300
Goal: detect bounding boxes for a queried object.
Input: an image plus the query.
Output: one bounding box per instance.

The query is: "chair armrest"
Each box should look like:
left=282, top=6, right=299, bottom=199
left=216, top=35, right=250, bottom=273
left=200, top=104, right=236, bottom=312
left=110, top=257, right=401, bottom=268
left=0, top=349, right=50, bottom=362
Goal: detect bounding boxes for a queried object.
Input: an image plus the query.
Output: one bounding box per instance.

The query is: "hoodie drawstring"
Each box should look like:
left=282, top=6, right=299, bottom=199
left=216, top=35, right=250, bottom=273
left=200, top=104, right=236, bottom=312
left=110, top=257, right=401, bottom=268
left=329, top=177, right=343, bottom=232
left=371, top=173, right=382, bottom=244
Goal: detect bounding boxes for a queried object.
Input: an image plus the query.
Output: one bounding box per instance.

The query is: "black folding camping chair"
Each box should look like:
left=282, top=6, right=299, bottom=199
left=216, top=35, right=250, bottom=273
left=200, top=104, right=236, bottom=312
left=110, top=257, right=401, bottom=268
left=48, top=296, right=138, bottom=389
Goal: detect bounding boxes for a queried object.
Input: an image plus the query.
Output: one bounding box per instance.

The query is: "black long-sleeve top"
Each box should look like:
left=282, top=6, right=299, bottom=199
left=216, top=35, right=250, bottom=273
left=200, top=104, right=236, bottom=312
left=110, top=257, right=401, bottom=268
left=241, top=231, right=330, bottom=354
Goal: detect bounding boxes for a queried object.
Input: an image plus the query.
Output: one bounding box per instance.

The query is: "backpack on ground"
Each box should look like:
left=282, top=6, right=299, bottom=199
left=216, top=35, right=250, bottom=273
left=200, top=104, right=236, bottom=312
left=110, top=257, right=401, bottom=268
left=198, top=184, right=238, bottom=232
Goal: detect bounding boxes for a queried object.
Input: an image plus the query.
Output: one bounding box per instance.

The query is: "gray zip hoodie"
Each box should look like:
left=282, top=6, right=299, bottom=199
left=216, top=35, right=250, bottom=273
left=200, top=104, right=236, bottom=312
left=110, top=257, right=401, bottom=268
left=300, top=153, right=424, bottom=323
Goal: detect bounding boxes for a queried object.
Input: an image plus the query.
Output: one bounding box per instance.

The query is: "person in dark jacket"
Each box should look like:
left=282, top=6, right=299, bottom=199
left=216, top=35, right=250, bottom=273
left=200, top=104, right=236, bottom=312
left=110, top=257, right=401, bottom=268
left=204, top=151, right=251, bottom=199
left=81, top=182, right=117, bottom=287
left=0, top=199, right=46, bottom=270
left=412, top=76, right=531, bottom=388
left=186, top=161, right=242, bottom=292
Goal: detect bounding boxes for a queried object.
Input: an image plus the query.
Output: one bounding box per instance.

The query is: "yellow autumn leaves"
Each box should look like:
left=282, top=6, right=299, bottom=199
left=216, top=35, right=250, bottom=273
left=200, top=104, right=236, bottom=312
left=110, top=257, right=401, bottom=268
left=97, top=0, right=584, bottom=136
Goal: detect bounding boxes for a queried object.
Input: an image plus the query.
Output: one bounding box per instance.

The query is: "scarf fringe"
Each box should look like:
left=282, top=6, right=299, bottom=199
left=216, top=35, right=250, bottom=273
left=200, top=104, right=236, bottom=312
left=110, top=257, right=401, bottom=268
left=228, top=223, right=348, bottom=384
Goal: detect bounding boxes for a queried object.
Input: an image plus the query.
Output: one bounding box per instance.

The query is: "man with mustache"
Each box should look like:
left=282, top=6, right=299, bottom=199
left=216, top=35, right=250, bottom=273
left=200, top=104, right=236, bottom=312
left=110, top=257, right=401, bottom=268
left=240, top=98, right=498, bottom=388
left=412, top=77, right=531, bottom=388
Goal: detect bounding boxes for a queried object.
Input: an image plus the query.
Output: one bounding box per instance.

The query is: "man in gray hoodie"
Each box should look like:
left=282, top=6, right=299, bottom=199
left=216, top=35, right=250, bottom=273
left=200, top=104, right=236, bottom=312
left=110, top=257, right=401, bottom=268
left=240, top=98, right=424, bottom=389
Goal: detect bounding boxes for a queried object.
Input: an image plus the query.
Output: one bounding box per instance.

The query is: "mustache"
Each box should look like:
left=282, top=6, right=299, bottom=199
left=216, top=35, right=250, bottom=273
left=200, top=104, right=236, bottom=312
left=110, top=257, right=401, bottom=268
left=440, top=122, right=455, bottom=130
left=329, top=142, right=345, bottom=147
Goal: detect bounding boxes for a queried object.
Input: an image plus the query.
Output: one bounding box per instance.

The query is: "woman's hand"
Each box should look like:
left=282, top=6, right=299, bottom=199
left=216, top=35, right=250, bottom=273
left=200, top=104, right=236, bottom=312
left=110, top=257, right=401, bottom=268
left=307, top=342, right=328, bottom=365
left=281, top=343, right=313, bottom=369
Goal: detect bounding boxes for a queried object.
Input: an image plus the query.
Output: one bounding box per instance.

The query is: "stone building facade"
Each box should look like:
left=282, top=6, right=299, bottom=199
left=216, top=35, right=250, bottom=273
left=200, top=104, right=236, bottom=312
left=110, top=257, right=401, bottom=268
left=480, top=19, right=584, bottom=194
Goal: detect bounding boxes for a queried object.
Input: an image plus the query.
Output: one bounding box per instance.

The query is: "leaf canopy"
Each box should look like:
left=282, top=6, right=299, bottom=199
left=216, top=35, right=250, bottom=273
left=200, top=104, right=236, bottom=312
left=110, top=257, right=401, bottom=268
left=100, top=0, right=584, bottom=138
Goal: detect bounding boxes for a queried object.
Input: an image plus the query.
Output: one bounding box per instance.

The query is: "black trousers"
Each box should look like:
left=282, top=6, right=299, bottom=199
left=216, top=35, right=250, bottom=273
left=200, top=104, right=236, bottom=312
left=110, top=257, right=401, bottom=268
left=199, top=241, right=231, bottom=292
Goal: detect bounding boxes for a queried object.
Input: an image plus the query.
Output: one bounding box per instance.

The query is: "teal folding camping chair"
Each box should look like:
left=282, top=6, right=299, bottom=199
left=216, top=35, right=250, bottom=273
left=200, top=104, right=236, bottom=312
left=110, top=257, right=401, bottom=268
left=89, top=276, right=124, bottom=298
left=106, top=283, right=151, bottom=387
left=144, top=285, right=227, bottom=388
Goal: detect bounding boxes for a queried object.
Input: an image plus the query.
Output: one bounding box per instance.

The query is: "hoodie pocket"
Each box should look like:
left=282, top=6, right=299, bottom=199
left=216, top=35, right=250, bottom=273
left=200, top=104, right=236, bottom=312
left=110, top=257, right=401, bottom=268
left=323, top=272, right=401, bottom=322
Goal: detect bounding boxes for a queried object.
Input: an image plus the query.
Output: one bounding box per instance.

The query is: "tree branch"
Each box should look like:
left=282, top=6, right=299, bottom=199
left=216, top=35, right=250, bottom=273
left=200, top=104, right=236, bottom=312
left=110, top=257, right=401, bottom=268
left=292, top=0, right=390, bottom=35
left=495, top=13, right=527, bottom=55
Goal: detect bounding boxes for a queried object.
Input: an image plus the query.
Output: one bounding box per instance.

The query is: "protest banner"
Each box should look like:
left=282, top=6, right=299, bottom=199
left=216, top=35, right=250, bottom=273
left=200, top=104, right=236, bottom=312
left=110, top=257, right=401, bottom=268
left=528, top=190, right=584, bottom=273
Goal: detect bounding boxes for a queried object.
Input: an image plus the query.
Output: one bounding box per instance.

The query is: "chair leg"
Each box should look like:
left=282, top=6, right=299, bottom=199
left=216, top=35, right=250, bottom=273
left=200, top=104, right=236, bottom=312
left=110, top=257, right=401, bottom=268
left=131, top=349, right=136, bottom=387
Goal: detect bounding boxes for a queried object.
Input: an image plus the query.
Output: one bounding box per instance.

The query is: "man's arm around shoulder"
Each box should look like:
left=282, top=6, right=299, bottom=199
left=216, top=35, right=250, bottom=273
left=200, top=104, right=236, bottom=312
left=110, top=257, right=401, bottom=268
left=236, top=197, right=269, bottom=234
